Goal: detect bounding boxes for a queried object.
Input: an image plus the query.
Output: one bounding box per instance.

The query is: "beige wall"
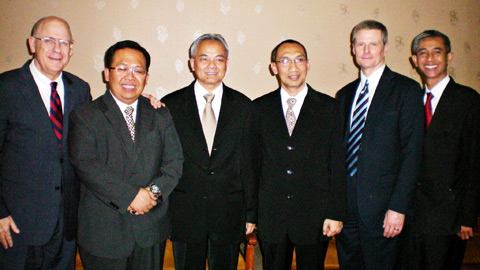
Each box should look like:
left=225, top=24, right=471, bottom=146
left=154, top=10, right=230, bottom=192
left=1, top=0, right=479, bottom=100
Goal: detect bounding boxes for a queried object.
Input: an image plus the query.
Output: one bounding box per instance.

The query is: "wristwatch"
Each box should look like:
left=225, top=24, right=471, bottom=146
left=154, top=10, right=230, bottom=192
left=148, top=183, right=161, bottom=198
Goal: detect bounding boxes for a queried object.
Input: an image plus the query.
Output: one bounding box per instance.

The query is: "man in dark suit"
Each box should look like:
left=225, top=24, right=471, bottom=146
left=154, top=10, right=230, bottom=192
left=254, top=39, right=346, bottom=270
left=161, top=33, right=256, bottom=270
left=0, top=16, right=91, bottom=269
left=335, top=20, right=424, bottom=269
left=68, top=40, right=183, bottom=269
left=399, top=30, right=480, bottom=270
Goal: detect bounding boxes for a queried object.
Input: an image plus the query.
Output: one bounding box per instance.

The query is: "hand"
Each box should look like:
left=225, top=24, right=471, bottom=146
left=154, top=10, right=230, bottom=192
left=246, top=223, right=256, bottom=235
left=457, top=226, right=474, bottom=240
left=323, top=219, right=343, bottom=237
left=128, top=188, right=157, bottom=215
left=0, top=216, right=20, bottom=249
left=142, top=93, right=165, bottom=109
left=383, top=210, right=405, bottom=238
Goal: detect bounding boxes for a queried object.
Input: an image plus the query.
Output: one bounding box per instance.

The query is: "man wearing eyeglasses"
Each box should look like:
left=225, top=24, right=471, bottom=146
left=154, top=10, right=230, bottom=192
left=0, top=16, right=91, bottom=269
left=68, top=40, right=183, bottom=269
left=254, top=39, right=346, bottom=269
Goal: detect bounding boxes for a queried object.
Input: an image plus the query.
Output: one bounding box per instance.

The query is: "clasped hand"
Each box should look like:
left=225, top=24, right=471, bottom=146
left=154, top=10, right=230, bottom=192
left=127, top=188, right=157, bottom=215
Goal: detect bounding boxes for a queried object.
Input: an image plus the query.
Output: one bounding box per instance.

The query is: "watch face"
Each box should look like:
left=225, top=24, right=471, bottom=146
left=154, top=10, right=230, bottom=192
left=151, top=184, right=160, bottom=194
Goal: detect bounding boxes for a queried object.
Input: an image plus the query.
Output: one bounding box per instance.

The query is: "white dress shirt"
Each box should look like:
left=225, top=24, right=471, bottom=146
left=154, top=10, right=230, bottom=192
left=29, top=59, right=65, bottom=113
left=280, top=84, right=308, bottom=119
left=110, top=91, right=138, bottom=123
left=424, top=75, right=450, bottom=115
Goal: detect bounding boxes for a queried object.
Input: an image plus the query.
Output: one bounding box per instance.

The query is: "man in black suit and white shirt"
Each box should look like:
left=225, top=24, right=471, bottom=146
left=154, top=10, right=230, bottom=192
left=254, top=39, right=346, bottom=270
left=69, top=40, right=183, bottom=269
left=0, top=16, right=91, bottom=270
left=161, top=33, right=256, bottom=270
left=400, top=30, right=480, bottom=270
left=335, top=20, right=424, bottom=270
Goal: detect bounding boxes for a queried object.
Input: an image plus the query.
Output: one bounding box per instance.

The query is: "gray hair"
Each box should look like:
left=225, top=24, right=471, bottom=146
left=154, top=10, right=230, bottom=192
left=351, top=20, right=388, bottom=45
left=189, top=33, right=229, bottom=58
left=411, top=30, right=451, bottom=55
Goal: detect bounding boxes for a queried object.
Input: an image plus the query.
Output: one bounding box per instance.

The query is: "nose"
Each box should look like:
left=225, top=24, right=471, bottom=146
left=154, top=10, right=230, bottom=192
left=53, top=40, right=61, bottom=53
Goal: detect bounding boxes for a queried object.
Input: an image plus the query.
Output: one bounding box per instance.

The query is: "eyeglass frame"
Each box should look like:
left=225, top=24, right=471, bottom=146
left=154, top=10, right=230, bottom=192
left=108, top=66, right=148, bottom=77
left=276, top=57, right=307, bottom=66
left=32, top=36, right=73, bottom=49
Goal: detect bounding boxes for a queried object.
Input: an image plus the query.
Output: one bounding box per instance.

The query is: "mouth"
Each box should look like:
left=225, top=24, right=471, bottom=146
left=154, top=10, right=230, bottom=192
left=288, top=74, right=300, bottom=80
left=424, top=65, right=438, bottom=70
left=122, top=84, right=136, bottom=91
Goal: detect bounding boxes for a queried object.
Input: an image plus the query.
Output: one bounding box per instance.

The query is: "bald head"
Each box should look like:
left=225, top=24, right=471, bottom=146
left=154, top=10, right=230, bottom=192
left=31, top=16, right=72, bottom=40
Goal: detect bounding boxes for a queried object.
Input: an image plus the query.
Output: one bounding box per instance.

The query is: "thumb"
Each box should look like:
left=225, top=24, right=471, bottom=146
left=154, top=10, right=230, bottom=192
left=10, top=219, right=20, bottom=234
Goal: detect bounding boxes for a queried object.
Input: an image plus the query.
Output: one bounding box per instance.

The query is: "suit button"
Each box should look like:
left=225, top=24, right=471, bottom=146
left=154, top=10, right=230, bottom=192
left=203, top=195, right=207, bottom=199
left=208, top=171, right=215, bottom=175
left=286, top=170, right=293, bottom=175
left=287, top=146, right=294, bottom=150
left=212, top=148, right=217, bottom=151
left=286, top=194, right=293, bottom=199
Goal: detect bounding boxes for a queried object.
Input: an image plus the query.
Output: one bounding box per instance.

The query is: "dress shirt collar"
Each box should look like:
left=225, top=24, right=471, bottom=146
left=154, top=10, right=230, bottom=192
left=280, top=83, right=308, bottom=118
left=194, top=80, right=224, bottom=124
left=424, top=75, right=450, bottom=114
left=110, top=90, right=138, bottom=123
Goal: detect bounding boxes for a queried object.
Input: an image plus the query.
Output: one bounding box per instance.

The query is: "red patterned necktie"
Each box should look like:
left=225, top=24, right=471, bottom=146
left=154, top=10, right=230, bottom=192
left=49, top=82, right=63, bottom=148
left=425, top=92, right=433, bottom=131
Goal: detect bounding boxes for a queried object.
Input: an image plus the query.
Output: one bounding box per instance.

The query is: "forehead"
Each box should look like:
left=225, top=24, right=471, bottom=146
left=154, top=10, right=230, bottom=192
left=355, top=29, right=382, bottom=42
left=37, top=19, right=71, bottom=39
left=111, top=48, right=146, bottom=66
left=277, top=43, right=306, bottom=58
left=195, top=40, right=227, bottom=56
left=418, top=36, right=446, bottom=49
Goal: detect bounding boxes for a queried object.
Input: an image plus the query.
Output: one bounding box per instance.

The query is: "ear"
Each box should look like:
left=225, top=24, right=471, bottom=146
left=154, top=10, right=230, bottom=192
left=306, top=59, right=311, bottom=71
left=189, top=58, right=195, bottom=71
left=144, top=73, right=150, bottom=85
left=28, top=37, right=36, bottom=54
left=384, top=42, right=390, bottom=54
left=447, top=52, right=453, bottom=65
left=103, top=68, right=110, bottom=82
left=68, top=42, right=74, bottom=57
left=270, top=62, right=278, bottom=75
left=411, top=55, right=418, bottom=67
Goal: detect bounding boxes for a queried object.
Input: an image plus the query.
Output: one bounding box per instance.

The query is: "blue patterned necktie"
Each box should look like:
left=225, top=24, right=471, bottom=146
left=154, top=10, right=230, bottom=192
left=346, top=80, right=369, bottom=177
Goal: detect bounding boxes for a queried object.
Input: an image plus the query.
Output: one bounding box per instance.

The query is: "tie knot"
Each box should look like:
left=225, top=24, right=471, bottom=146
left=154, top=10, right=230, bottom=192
left=204, top=93, right=215, bottom=103
left=361, top=80, right=369, bottom=94
left=287, top=98, right=297, bottom=108
left=50, top=82, right=58, bottom=92
left=125, top=106, right=134, bottom=116
left=426, top=92, right=434, bottom=101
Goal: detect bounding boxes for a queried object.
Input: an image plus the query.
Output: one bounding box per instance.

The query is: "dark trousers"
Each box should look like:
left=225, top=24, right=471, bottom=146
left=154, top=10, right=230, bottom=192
left=172, top=239, right=239, bottom=270
left=260, top=235, right=330, bottom=270
left=336, top=176, right=400, bottom=270
left=399, top=228, right=468, bottom=270
left=78, top=241, right=165, bottom=270
left=0, top=216, right=76, bottom=270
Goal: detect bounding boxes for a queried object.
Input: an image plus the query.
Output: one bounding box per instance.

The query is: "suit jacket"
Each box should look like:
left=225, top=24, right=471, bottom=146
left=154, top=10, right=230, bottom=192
left=254, top=85, right=346, bottom=245
left=161, top=81, right=256, bottom=245
left=68, top=91, right=183, bottom=258
left=336, top=66, right=424, bottom=229
left=0, top=60, right=91, bottom=245
left=414, top=78, right=480, bottom=235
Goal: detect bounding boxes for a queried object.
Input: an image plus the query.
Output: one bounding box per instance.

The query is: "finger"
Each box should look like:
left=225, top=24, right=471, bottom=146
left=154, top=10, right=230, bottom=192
left=9, top=220, right=20, bottom=234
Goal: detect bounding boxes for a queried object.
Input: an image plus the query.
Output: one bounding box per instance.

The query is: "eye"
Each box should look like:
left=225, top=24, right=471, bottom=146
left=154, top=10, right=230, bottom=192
left=117, top=66, right=128, bottom=72
left=44, top=37, right=55, bottom=44
left=215, top=58, right=225, bottom=63
left=58, top=39, right=70, bottom=46
left=294, top=58, right=305, bottom=64
left=280, top=58, right=290, bottom=65
left=133, top=69, right=146, bottom=75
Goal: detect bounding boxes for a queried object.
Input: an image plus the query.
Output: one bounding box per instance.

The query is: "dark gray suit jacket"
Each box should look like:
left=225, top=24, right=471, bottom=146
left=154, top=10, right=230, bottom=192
left=0, top=60, right=91, bottom=245
left=414, top=78, right=480, bottom=235
left=336, top=66, right=424, bottom=229
left=69, top=91, right=183, bottom=258
left=254, top=85, right=346, bottom=245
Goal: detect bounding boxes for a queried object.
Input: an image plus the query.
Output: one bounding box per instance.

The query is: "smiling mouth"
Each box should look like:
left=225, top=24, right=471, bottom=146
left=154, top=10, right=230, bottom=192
left=122, top=84, right=135, bottom=90
left=424, top=65, right=438, bottom=70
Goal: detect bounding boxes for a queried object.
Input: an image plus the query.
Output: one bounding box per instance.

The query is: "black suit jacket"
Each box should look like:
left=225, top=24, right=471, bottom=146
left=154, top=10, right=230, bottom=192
left=254, top=85, right=346, bottom=245
left=68, top=91, right=183, bottom=258
left=336, top=66, right=424, bottom=229
left=414, top=78, right=480, bottom=235
left=0, top=60, right=91, bottom=245
left=161, top=81, right=256, bottom=245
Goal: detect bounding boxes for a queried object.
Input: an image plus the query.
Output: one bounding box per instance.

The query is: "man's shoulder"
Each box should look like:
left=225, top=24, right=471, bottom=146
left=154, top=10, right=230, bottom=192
left=337, top=78, right=359, bottom=97
left=63, top=70, right=89, bottom=88
left=387, top=69, right=420, bottom=88
left=0, top=65, right=27, bottom=84
left=253, top=88, right=279, bottom=105
left=449, top=81, right=480, bottom=106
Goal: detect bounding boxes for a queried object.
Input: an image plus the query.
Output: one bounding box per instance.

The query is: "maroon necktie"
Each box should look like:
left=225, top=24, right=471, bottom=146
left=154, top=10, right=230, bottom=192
left=49, top=82, right=63, bottom=148
left=425, top=92, right=433, bottom=131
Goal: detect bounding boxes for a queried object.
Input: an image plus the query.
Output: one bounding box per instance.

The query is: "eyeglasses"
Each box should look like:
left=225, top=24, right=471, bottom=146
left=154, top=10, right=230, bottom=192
left=277, top=57, right=307, bottom=66
left=109, top=66, right=147, bottom=77
left=33, top=37, right=73, bottom=49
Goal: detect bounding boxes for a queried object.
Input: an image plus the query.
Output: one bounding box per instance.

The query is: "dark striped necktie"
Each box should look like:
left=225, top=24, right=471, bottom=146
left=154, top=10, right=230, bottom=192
left=346, top=80, right=369, bottom=177
left=49, top=82, right=63, bottom=148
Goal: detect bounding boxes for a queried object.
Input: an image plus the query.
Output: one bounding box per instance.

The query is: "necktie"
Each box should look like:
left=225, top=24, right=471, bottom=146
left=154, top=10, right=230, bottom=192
left=125, top=106, right=135, bottom=141
left=346, top=80, right=369, bottom=177
left=202, top=93, right=216, bottom=155
left=286, top=98, right=297, bottom=136
left=425, top=92, right=433, bottom=131
left=49, top=82, right=63, bottom=148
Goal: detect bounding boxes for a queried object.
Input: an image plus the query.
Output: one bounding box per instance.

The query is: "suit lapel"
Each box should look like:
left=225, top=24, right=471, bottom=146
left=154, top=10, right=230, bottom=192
left=427, top=77, right=456, bottom=132
left=364, top=67, right=394, bottom=132
left=214, top=85, right=236, bottom=144
left=100, top=91, right=135, bottom=157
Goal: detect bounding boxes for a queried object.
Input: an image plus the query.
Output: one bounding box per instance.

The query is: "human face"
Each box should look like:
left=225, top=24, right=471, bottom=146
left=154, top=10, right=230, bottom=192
left=104, top=48, right=149, bottom=105
left=28, top=18, right=73, bottom=81
left=270, top=42, right=310, bottom=96
left=190, top=40, right=228, bottom=92
left=412, top=37, right=453, bottom=89
left=353, top=29, right=389, bottom=77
